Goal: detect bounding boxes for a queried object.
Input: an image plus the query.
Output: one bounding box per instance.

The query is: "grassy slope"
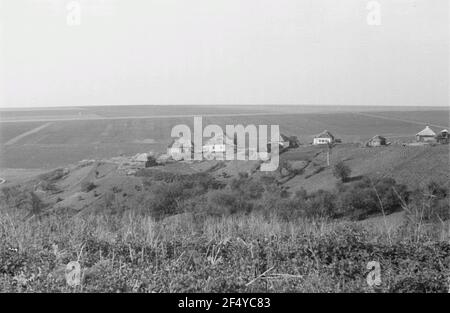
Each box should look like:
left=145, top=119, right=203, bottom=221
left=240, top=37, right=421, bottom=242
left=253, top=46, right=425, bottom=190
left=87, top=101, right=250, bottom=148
left=1, top=143, right=448, bottom=216
left=282, top=144, right=449, bottom=193
left=0, top=146, right=448, bottom=292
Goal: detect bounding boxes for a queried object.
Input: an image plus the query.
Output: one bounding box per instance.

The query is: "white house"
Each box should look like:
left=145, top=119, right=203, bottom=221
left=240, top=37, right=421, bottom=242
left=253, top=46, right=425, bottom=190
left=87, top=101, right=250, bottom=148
left=313, top=130, right=335, bottom=145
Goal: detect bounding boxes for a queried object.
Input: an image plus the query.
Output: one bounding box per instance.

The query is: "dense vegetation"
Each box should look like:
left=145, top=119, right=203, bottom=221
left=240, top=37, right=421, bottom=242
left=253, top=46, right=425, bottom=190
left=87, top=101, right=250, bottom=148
left=132, top=169, right=447, bottom=223
left=0, top=169, right=448, bottom=292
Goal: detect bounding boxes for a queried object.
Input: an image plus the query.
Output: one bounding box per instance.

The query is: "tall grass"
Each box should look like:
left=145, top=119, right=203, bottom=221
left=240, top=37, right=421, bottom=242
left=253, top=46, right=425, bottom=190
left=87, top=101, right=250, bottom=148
left=0, top=209, right=448, bottom=292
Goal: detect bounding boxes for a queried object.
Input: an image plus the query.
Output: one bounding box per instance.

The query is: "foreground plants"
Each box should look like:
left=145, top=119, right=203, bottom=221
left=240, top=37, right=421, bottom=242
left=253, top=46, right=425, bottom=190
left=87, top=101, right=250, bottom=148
left=0, top=212, right=448, bottom=293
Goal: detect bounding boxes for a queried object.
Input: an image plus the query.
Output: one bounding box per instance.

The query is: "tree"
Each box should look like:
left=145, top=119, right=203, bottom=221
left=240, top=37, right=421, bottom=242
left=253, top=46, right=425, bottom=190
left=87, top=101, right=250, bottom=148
left=333, top=161, right=351, bottom=182
left=145, top=155, right=158, bottom=168
left=288, top=136, right=300, bottom=148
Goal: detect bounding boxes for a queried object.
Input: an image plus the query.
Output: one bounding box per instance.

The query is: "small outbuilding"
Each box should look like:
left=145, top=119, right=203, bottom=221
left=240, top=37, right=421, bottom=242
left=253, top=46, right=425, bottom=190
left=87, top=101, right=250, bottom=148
left=436, top=129, right=449, bottom=144
left=416, top=125, right=436, bottom=142
left=366, top=135, right=387, bottom=147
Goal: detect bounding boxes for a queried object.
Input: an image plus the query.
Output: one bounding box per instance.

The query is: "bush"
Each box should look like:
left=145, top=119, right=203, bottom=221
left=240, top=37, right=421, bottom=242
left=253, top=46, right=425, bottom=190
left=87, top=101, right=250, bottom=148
left=81, top=181, right=96, bottom=192
left=229, top=173, right=264, bottom=200
left=335, top=177, right=408, bottom=220
left=136, top=170, right=223, bottom=191
left=207, top=189, right=253, bottom=216
left=145, top=156, right=158, bottom=168
left=275, top=189, right=337, bottom=221
left=304, top=190, right=336, bottom=218
left=145, top=182, right=186, bottom=218
left=408, top=182, right=449, bottom=222
left=0, top=187, right=46, bottom=217
left=426, top=180, right=448, bottom=198
left=332, top=161, right=351, bottom=182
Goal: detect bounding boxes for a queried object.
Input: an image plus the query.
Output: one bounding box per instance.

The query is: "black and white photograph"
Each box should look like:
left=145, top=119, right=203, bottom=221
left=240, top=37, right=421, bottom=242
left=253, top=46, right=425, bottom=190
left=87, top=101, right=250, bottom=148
left=0, top=0, right=448, bottom=301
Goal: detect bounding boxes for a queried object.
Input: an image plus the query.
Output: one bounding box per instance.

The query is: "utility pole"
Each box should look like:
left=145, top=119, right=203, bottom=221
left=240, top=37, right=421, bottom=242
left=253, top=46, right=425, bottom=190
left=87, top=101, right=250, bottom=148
left=327, top=142, right=332, bottom=166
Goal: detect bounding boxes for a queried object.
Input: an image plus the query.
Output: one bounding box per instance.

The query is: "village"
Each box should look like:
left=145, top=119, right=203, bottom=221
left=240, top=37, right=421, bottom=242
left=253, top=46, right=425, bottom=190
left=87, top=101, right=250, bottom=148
left=17, top=120, right=447, bottom=221
left=119, top=124, right=450, bottom=172
left=0, top=0, right=448, bottom=295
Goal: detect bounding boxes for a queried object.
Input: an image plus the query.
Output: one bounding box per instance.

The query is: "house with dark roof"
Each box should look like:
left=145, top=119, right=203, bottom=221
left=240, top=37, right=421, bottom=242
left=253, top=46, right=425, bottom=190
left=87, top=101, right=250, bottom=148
left=366, top=135, right=387, bottom=147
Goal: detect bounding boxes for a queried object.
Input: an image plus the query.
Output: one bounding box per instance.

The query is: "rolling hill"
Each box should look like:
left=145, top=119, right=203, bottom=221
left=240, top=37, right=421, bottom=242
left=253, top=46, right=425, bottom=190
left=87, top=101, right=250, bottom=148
left=1, top=143, right=447, bottom=219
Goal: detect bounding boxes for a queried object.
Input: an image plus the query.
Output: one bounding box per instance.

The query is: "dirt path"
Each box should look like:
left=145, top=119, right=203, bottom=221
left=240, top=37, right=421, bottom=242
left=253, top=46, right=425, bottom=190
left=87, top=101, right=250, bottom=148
left=4, top=122, right=52, bottom=145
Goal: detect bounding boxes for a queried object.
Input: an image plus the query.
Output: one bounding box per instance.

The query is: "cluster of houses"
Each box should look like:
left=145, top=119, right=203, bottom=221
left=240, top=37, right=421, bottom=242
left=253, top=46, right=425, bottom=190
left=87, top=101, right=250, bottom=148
left=415, top=125, right=449, bottom=144
left=165, top=133, right=300, bottom=161
left=364, top=126, right=449, bottom=146
left=161, top=125, right=449, bottom=162
left=166, top=133, right=235, bottom=160
left=309, top=125, right=449, bottom=147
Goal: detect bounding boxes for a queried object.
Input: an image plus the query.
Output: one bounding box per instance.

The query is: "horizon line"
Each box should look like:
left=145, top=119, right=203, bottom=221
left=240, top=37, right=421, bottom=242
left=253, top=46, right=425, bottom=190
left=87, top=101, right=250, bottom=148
left=0, top=103, right=449, bottom=110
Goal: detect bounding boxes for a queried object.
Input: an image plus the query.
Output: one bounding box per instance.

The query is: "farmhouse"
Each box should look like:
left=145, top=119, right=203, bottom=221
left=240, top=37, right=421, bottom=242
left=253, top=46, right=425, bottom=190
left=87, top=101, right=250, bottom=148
left=416, top=125, right=436, bottom=142
left=203, top=133, right=235, bottom=157
left=366, top=135, right=387, bottom=147
left=313, top=130, right=335, bottom=145
left=167, top=137, right=194, bottom=160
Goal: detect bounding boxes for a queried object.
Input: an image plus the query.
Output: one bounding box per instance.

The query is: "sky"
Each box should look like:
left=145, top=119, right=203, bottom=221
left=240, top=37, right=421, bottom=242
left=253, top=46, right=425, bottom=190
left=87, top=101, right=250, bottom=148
left=0, top=0, right=448, bottom=108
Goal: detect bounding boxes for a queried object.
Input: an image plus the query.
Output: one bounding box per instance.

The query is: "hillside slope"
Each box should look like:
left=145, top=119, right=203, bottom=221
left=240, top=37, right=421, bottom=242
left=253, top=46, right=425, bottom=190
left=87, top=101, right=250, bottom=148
left=0, top=144, right=448, bottom=219
left=281, top=144, right=449, bottom=193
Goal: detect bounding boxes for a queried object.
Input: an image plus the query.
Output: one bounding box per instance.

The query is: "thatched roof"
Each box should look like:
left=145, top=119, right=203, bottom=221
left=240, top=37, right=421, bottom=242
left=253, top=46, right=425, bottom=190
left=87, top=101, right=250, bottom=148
left=416, top=126, right=436, bottom=137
